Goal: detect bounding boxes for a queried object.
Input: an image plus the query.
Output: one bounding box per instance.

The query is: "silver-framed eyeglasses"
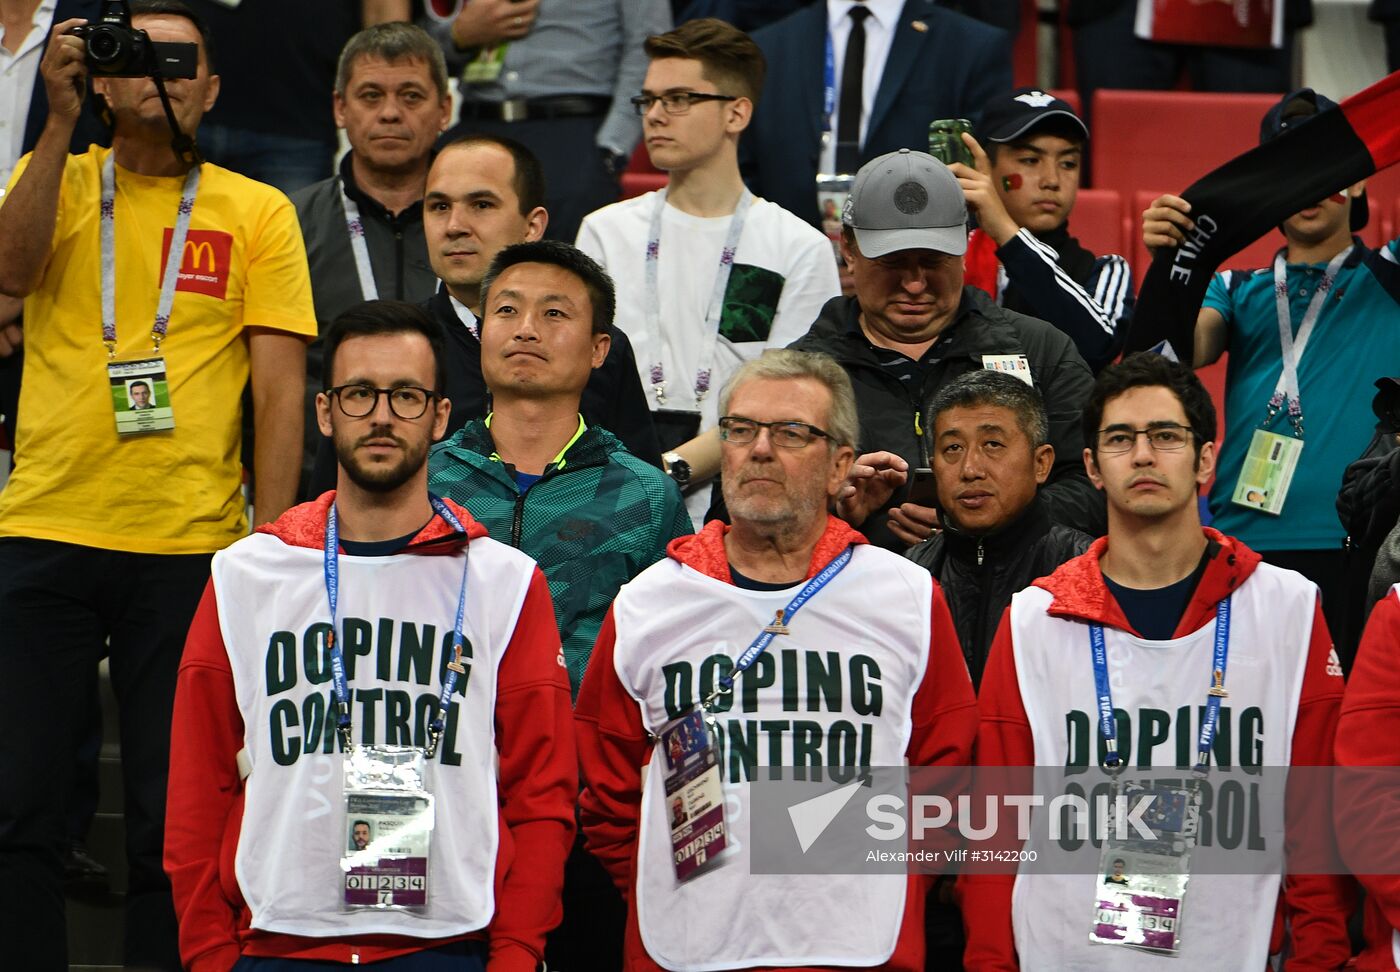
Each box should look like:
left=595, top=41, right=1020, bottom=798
left=1095, top=423, right=1198, bottom=455
left=718, top=416, right=833, bottom=449
left=330, top=383, right=438, bottom=420
left=630, top=91, right=737, bottom=115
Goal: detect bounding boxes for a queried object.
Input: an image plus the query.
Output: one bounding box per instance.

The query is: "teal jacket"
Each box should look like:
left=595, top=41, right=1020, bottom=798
left=428, top=420, right=692, bottom=698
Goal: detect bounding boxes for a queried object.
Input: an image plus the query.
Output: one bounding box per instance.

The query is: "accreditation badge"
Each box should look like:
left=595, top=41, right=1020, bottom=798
left=1090, top=776, right=1202, bottom=954
left=107, top=358, right=175, bottom=435
left=659, top=709, right=729, bottom=883
left=1230, top=428, right=1303, bottom=516
left=342, top=746, right=434, bottom=912
left=461, top=45, right=506, bottom=84
left=816, top=174, right=854, bottom=265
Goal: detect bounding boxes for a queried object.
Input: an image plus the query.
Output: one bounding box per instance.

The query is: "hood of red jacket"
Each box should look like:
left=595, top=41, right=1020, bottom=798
left=255, top=490, right=487, bottom=554
left=666, top=515, right=868, bottom=585
left=1036, top=527, right=1262, bottom=638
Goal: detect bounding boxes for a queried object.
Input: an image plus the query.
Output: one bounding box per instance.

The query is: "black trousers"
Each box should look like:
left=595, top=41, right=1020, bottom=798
left=441, top=113, right=621, bottom=246
left=546, top=835, right=626, bottom=970
left=0, top=538, right=212, bottom=970
left=1073, top=0, right=1294, bottom=121
left=1258, top=548, right=1347, bottom=647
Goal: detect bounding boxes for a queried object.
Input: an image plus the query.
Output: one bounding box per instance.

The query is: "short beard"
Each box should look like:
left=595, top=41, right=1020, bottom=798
left=334, top=428, right=428, bottom=494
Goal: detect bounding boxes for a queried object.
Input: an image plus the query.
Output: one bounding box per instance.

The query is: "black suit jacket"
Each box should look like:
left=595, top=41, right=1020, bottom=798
left=741, top=0, right=1011, bottom=225
left=308, top=289, right=662, bottom=496
left=21, top=0, right=111, bottom=158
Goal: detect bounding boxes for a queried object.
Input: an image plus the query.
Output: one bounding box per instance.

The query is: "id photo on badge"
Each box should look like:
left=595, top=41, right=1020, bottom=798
left=349, top=818, right=374, bottom=852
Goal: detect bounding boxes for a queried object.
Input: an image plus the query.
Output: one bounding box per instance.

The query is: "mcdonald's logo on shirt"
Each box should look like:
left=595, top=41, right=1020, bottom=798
left=159, top=228, right=233, bottom=300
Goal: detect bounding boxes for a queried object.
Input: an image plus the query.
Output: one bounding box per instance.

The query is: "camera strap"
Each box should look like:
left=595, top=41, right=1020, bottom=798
left=100, top=153, right=201, bottom=356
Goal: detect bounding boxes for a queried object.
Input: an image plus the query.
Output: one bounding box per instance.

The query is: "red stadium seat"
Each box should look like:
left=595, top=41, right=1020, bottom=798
left=627, top=143, right=659, bottom=174
left=1069, top=188, right=1125, bottom=258
left=1013, top=0, right=1038, bottom=87
left=620, top=171, right=667, bottom=200
left=1092, top=91, right=1281, bottom=215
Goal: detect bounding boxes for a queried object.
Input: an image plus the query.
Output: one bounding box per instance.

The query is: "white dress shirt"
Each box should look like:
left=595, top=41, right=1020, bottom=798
left=0, top=1, right=56, bottom=193
left=821, top=0, right=903, bottom=176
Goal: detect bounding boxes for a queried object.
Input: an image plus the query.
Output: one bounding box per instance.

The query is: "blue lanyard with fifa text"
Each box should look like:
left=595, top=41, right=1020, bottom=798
left=1088, top=596, right=1231, bottom=773
left=703, top=545, right=855, bottom=709
left=822, top=32, right=835, bottom=140
left=324, top=496, right=471, bottom=758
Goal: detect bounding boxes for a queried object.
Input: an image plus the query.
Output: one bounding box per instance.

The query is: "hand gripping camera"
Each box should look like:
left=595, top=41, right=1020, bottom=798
left=69, top=0, right=197, bottom=79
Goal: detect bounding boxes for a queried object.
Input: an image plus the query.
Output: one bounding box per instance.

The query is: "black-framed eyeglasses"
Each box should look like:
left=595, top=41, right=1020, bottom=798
left=329, top=383, right=438, bottom=420
left=630, top=91, right=738, bottom=116
left=1095, top=423, right=1198, bottom=455
left=718, top=416, right=833, bottom=449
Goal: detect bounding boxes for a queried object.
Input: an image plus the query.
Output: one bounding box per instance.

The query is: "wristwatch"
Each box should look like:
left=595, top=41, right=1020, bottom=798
left=600, top=147, right=628, bottom=178
left=662, top=451, right=691, bottom=489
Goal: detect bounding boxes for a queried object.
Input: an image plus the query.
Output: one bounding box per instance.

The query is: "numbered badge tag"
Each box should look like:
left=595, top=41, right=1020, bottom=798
left=107, top=358, right=174, bottom=435
left=1090, top=777, right=1202, bottom=954
left=981, top=354, right=1035, bottom=387
left=342, top=746, right=434, bottom=912
left=1231, top=428, right=1303, bottom=516
left=658, top=709, right=729, bottom=883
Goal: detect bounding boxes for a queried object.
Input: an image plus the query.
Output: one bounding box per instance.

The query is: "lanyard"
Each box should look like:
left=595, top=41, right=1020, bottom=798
left=822, top=31, right=835, bottom=140
left=324, top=496, right=471, bottom=758
left=1266, top=244, right=1352, bottom=437
left=1089, top=597, right=1231, bottom=773
left=100, top=153, right=201, bottom=358
left=703, top=545, right=855, bottom=710
left=341, top=182, right=379, bottom=302
left=643, top=187, right=752, bottom=409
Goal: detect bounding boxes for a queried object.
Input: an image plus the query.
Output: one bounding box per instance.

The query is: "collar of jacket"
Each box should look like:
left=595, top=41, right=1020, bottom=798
left=941, top=492, right=1053, bottom=565
left=806, top=288, right=1031, bottom=367
left=438, top=418, right=622, bottom=479
left=666, top=515, right=868, bottom=584
left=1036, top=527, right=1262, bottom=638
left=257, top=490, right=482, bottom=554
left=339, top=150, right=425, bottom=226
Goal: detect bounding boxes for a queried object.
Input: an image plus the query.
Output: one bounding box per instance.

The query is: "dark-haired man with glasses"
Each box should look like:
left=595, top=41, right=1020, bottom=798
left=576, top=346, right=977, bottom=970
left=577, top=18, right=839, bottom=528
left=166, top=298, right=578, bottom=971
left=429, top=241, right=688, bottom=968
left=961, top=351, right=1351, bottom=970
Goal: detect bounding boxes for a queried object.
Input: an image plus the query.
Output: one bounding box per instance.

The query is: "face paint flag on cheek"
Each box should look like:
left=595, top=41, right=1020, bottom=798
left=1001, top=174, right=1023, bottom=192
left=1124, top=71, right=1400, bottom=359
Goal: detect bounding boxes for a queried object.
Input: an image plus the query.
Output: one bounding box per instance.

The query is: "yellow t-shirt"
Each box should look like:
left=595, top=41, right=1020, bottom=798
left=0, top=147, right=317, bottom=554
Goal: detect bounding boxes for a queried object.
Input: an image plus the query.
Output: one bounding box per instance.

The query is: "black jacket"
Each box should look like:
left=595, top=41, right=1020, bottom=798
left=789, top=289, right=1106, bottom=548
left=308, top=289, right=662, bottom=496
left=906, top=497, right=1092, bottom=687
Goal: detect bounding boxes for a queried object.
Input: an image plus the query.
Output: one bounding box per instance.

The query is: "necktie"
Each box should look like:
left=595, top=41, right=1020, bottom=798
left=835, top=5, right=870, bottom=174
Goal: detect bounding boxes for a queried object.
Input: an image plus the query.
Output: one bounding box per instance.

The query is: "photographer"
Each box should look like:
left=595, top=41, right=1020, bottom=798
left=0, top=2, right=315, bottom=967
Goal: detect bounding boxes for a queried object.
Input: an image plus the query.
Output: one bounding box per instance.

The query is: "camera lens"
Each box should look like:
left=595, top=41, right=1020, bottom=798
left=87, top=27, right=124, bottom=66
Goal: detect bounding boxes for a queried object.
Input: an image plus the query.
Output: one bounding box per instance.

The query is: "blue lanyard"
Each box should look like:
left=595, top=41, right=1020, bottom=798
left=704, top=545, right=855, bottom=709
left=1088, top=597, right=1231, bottom=773
left=324, top=496, right=471, bottom=758
left=822, top=32, right=835, bottom=136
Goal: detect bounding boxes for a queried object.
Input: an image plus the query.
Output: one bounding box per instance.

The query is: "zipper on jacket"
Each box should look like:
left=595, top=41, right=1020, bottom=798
left=394, top=228, right=405, bottom=300
left=976, top=540, right=984, bottom=567
left=501, top=455, right=610, bottom=549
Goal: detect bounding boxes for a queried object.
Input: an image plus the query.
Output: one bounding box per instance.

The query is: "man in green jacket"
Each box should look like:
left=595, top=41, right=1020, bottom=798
left=428, top=239, right=689, bottom=968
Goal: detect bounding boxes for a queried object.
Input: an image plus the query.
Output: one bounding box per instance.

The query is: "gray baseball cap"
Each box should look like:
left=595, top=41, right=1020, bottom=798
left=841, top=148, right=968, bottom=258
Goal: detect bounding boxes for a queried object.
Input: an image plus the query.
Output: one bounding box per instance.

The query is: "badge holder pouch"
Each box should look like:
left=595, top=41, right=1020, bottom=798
left=659, top=707, right=732, bottom=883
left=815, top=174, right=854, bottom=262
left=341, top=745, right=435, bottom=912
left=1090, top=773, right=1203, bottom=954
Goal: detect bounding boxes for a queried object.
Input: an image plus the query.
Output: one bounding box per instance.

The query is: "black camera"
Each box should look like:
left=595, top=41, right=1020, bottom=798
left=69, top=0, right=197, bottom=79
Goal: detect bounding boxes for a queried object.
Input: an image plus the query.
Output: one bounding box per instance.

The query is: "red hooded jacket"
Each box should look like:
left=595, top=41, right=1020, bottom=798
left=164, top=493, right=576, bottom=971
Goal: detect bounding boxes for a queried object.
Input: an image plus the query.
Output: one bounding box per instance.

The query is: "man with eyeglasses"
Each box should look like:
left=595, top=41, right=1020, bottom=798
left=576, top=347, right=977, bottom=971
left=429, top=240, right=687, bottom=968
left=578, top=18, right=839, bottom=528
left=960, top=352, right=1351, bottom=970
left=166, top=298, right=577, bottom=971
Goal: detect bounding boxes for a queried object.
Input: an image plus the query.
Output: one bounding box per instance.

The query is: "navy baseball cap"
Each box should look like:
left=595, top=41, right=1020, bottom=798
left=1261, top=88, right=1368, bottom=230
left=977, top=88, right=1089, bottom=145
